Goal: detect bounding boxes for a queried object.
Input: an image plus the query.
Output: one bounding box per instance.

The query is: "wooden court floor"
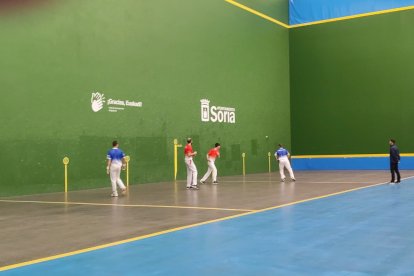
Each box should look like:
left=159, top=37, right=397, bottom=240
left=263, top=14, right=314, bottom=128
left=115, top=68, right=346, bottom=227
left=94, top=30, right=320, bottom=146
left=0, top=170, right=411, bottom=269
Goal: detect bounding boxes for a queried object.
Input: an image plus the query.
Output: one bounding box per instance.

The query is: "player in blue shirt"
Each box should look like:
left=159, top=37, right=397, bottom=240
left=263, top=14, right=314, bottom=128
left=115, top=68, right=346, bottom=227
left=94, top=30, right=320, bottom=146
left=275, top=144, right=295, bottom=182
left=106, top=140, right=127, bottom=197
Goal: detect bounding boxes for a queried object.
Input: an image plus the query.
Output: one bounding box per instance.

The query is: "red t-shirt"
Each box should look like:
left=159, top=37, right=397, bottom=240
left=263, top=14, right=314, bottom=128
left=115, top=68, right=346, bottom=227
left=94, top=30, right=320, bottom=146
left=208, top=148, right=220, bottom=158
left=184, top=144, right=193, bottom=156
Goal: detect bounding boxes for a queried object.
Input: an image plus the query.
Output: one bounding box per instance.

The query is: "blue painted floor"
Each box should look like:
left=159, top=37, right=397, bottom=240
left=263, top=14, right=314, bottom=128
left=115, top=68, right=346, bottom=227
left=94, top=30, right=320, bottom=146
left=4, top=180, right=414, bottom=275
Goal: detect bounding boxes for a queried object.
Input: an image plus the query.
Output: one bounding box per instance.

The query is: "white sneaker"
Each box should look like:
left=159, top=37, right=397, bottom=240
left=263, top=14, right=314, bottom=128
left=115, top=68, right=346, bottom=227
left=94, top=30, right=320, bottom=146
left=111, top=192, right=118, bottom=197
left=121, top=188, right=127, bottom=195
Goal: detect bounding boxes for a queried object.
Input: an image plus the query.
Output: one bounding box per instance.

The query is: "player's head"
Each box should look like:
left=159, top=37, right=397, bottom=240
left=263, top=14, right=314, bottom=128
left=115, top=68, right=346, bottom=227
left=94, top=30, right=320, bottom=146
left=278, top=144, right=283, bottom=148
left=215, top=143, right=220, bottom=148
left=187, top=138, right=192, bottom=144
left=389, top=139, right=396, bottom=145
left=112, top=140, right=119, bottom=147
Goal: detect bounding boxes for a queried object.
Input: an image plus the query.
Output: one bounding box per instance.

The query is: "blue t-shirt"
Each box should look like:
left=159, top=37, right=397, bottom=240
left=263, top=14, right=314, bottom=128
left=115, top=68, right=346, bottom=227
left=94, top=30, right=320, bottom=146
left=107, top=148, right=125, bottom=165
left=275, top=148, right=289, bottom=159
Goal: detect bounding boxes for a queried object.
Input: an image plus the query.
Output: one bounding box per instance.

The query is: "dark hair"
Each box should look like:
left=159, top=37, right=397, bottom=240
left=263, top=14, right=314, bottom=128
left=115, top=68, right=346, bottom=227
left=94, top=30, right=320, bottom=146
left=112, top=140, right=118, bottom=147
left=187, top=138, right=192, bottom=144
left=215, top=143, right=220, bottom=147
left=390, top=139, right=396, bottom=144
left=278, top=144, right=283, bottom=147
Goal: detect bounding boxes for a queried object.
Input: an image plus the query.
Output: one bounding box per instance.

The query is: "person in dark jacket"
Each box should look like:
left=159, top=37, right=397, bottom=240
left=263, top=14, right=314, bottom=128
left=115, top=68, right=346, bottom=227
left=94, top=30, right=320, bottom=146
left=389, top=139, right=401, bottom=183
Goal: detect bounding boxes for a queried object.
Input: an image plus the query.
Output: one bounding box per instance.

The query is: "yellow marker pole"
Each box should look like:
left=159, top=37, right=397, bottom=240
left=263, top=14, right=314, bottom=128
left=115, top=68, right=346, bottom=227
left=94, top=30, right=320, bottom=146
left=63, top=157, right=70, bottom=193
left=124, top=156, right=130, bottom=187
left=173, top=139, right=183, bottom=180
left=268, top=152, right=271, bottom=173
left=242, top=152, right=246, bottom=176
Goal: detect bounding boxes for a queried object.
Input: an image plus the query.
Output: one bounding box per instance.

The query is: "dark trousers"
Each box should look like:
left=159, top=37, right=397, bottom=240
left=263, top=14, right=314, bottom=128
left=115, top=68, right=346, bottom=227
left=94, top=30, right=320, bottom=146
left=390, top=162, right=401, bottom=182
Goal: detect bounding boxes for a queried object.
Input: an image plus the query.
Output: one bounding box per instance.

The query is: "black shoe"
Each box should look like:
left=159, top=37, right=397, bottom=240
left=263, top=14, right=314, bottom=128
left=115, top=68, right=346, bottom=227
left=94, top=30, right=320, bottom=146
left=395, top=180, right=401, bottom=183
left=212, top=181, right=218, bottom=185
left=190, top=185, right=199, bottom=190
left=390, top=180, right=395, bottom=183
left=292, top=178, right=296, bottom=182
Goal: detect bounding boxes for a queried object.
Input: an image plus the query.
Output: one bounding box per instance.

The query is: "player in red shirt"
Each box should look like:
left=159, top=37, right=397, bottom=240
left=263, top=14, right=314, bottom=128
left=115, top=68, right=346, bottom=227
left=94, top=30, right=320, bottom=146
left=184, top=138, right=199, bottom=189
left=200, top=143, right=221, bottom=184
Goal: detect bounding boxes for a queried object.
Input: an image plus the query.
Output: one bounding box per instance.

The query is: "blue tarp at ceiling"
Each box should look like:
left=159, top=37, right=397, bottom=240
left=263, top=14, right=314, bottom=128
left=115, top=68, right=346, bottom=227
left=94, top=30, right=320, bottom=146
left=289, top=0, right=414, bottom=25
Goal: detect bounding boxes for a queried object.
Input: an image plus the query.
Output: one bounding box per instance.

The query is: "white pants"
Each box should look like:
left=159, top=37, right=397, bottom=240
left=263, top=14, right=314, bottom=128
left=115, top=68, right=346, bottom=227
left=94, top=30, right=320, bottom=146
left=110, top=163, right=126, bottom=195
left=279, top=158, right=295, bottom=180
left=201, top=160, right=217, bottom=182
left=185, top=158, right=198, bottom=187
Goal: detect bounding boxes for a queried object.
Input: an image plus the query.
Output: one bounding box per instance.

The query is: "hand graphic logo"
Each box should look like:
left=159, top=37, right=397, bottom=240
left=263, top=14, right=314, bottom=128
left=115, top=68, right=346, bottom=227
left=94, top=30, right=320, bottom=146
left=91, top=92, right=105, bottom=112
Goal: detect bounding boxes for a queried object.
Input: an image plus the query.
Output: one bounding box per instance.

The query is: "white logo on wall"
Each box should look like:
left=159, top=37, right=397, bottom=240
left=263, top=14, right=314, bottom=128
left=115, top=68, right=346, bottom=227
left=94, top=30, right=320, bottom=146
left=200, top=99, right=236, bottom=124
left=91, top=92, right=105, bottom=112
left=91, top=91, right=143, bottom=113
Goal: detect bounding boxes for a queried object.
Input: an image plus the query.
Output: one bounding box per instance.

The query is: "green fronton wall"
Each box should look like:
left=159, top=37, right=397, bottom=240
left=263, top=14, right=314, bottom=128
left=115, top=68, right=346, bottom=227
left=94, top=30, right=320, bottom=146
left=290, top=10, right=414, bottom=155
left=3, top=0, right=412, bottom=196
left=237, top=0, right=289, bottom=24
left=0, top=0, right=290, bottom=196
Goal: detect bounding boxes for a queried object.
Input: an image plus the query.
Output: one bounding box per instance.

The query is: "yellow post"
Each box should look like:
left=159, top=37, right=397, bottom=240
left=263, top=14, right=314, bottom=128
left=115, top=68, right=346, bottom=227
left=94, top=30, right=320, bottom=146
left=268, top=152, right=271, bottom=173
left=63, top=157, right=70, bottom=193
left=124, top=156, right=131, bottom=187
left=174, top=139, right=183, bottom=180
left=242, top=152, right=246, bottom=176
